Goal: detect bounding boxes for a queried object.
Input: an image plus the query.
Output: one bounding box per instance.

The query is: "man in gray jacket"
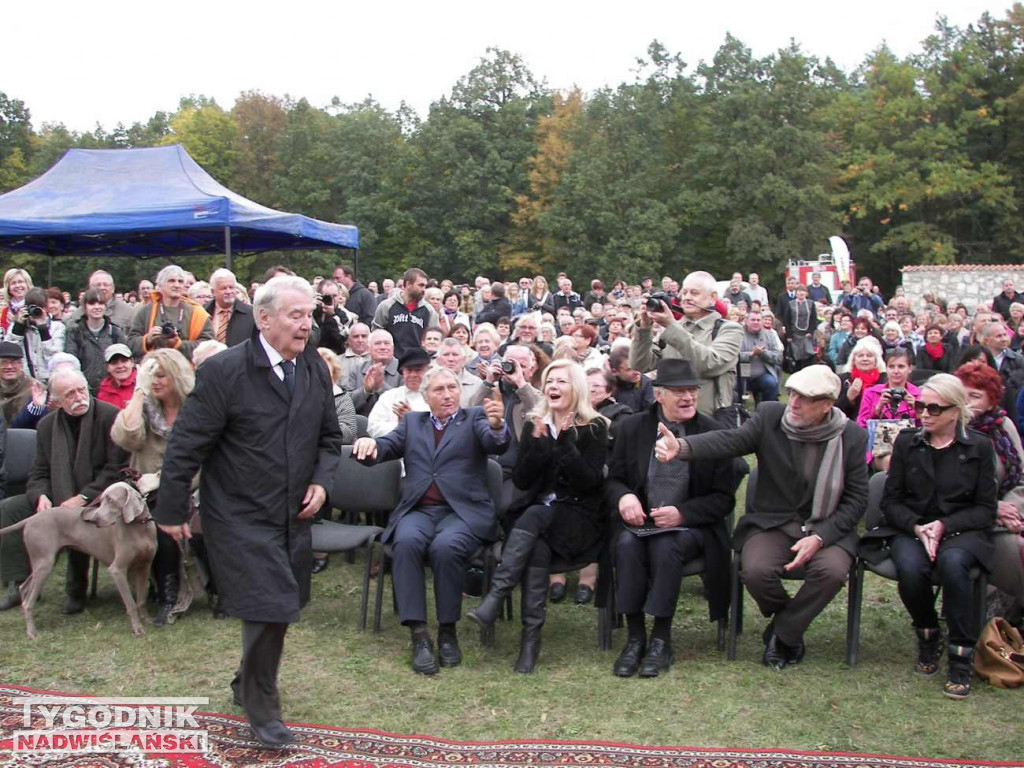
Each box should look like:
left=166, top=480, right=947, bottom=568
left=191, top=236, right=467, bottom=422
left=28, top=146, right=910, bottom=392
left=738, top=310, right=783, bottom=402
left=630, top=271, right=742, bottom=419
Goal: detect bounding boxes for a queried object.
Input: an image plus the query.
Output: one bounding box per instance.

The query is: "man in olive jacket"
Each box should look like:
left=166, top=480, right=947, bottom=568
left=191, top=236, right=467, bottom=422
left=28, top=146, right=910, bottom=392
left=657, top=365, right=869, bottom=669
left=154, top=277, right=342, bottom=749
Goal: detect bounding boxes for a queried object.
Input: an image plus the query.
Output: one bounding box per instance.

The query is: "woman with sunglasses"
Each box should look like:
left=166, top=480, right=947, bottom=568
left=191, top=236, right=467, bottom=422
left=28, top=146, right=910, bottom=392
left=878, top=374, right=997, bottom=699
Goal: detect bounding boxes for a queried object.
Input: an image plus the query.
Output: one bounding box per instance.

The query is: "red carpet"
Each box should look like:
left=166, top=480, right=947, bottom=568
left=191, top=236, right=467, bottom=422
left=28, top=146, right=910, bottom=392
left=0, top=684, right=1020, bottom=768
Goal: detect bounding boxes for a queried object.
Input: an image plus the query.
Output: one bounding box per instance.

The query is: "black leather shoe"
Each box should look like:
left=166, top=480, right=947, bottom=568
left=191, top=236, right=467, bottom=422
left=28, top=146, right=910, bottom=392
left=785, top=638, right=806, bottom=666
left=61, top=596, right=85, bottom=615
left=311, top=556, right=329, bottom=575
left=548, top=582, right=567, bottom=603
left=638, top=638, right=673, bottom=678
left=613, top=638, right=646, bottom=677
left=251, top=719, right=295, bottom=749
left=574, top=585, right=594, bottom=605
left=438, top=636, right=462, bottom=668
left=411, top=636, right=438, bottom=675
left=762, top=633, right=788, bottom=670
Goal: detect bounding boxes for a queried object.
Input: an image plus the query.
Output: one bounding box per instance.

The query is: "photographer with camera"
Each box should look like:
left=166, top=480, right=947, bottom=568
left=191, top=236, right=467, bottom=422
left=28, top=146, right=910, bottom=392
left=127, top=265, right=214, bottom=362
left=856, top=347, right=920, bottom=429
left=841, top=276, right=885, bottom=319
left=313, top=279, right=353, bottom=356
left=4, top=287, right=66, bottom=383
left=630, top=271, right=742, bottom=422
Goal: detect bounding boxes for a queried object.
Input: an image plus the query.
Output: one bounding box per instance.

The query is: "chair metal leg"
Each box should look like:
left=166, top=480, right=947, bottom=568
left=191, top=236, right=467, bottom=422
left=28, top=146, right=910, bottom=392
left=481, top=547, right=495, bottom=647
left=728, top=555, right=741, bottom=660
left=846, top=559, right=863, bottom=667
left=717, top=617, right=726, bottom=651
left=358, top=539, right=374, bottom=631
left=89, top=557, right=99, bottom=598
left=373, top=547, right=387, bottom=634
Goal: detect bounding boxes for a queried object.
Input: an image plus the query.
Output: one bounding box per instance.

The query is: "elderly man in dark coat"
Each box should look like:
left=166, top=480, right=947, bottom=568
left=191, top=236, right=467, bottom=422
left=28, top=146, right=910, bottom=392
left=605, top=359, right=739, bottom=678
left=658, top=364, right=869, bottom=669
left=155, top=276, right=343, bottom=749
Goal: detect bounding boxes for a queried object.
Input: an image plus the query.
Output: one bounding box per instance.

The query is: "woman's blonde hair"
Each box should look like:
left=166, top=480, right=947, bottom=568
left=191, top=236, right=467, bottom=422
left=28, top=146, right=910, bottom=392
left=920, top=373, right=971, bottom=432
left=551, top=336, right=577, bottom=361
left=139, top=348, right=195, bottom=404
left=532, top=276, right=549, bottom=296
left=528, top=359, right=608, bottom=429
left=317, top=347, right=342, bottom=384
left=2, top=268, right=33, bottom=304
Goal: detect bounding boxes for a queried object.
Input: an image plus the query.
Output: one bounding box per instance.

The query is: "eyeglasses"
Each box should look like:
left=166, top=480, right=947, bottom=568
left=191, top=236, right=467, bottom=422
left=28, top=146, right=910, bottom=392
left=913, top=401, right=957, bottom=416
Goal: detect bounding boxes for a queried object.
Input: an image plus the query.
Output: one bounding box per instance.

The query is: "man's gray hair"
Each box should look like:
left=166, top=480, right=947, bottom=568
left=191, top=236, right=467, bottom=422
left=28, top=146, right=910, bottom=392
left=981, top=321, right=1008, bottom=342
left=439, top=337, right=463, bottom=351
left=424, top=365, right=460, bottom=391
left=49, top=367, right=88, bottom=396
left=368, top=328, right=394, bottom=344
left=254, top=276, right=314, bottom=316
left=89, top=269, right=113, bottom=284
left=155, top=265, right=186, bottom=286
left=683, top=271, right=716, bottom=293
left=209, top=268, right=237, bottom=288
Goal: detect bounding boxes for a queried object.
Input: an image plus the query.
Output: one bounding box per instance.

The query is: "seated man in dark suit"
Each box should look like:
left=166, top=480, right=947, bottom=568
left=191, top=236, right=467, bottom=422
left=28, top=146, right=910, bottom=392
left=657, top=365, right=869, bottom=669
left=206, top=268, right=255, bottom=347
left=0, top=368, right=127, bottom=612
left=606, top=359, right=739, bottom=678
left=352, top=367, right=508, bottom=674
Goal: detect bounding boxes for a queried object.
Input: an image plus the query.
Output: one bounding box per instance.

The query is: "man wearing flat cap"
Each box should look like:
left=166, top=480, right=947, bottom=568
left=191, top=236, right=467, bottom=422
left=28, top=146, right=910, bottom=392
left=657, top=364, right=869, bottom=669
left=366, top=347, right=432, bottom=438
left=605, top=359, right=740, bottom=678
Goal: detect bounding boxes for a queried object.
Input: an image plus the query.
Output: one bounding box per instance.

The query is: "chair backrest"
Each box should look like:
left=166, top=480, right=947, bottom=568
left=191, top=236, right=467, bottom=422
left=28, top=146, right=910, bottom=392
left=355, top=415, right=369, bottom=439
left=5, top=428, right=37, bottom=494
left=864, top=471, right=887, bottom=529
left=486, top=458, right=505, bottom=516
left=332, top=445, right=402, bottom=515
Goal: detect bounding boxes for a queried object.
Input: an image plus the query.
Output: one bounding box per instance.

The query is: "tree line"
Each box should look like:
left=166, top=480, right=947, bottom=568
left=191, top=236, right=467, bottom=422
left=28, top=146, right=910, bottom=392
left=1, top=6, right=1023, bottom=295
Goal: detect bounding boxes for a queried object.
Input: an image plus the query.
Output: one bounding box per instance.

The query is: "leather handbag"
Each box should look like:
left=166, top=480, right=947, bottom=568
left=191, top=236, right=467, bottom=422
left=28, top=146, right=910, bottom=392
left=974, top=617, right=1024, bottom=688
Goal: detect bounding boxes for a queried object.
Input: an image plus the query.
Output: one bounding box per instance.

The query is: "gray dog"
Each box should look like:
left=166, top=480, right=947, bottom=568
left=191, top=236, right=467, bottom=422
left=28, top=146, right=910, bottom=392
left=0, top=481, right=157, bottom=638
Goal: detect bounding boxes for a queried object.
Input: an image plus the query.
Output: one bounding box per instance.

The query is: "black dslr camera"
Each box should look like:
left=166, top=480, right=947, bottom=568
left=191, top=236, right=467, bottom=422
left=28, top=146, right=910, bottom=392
left=644, top=292, right=684, bottom=320
left=25, top=304, right=45, bottom=319
left=887, top=387, right=907, bottom=408
left=500, top=360, right=517, bottom=375
left=160, top=323, right=177, bottom=338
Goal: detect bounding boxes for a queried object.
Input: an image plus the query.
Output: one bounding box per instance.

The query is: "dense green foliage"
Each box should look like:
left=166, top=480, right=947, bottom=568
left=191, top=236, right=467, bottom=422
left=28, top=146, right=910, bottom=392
left=3, top=8, right=1024, bottom=294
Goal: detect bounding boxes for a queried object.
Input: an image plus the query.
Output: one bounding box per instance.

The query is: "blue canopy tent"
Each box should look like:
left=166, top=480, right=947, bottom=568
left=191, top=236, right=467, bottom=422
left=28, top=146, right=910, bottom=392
left=0, top=145, right=358, bottom=280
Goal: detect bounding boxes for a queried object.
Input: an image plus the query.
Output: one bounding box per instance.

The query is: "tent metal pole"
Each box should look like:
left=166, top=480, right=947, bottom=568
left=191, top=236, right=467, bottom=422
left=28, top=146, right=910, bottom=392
left=224, top=227, right=232, bottom=270
left=354, top=248, right=360, bottom=281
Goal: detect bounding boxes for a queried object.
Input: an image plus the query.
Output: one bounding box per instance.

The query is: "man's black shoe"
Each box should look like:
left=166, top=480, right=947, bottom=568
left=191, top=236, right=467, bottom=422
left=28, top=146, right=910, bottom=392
left=311, top=556, right=329, bottom=575
left=785, top=638, right=806, bottom=666
left=251, top=720, right=295, bottom=749
left=61, top=596, right=85, bottom=615
left=638, top=638, right=673, bottom=678
left=613, top=638, right=645, bottom=677
left=574, top=585, right=594, bottom=605
left=762, top=633, right=788, bottom=670
left=549, top=582, right=567, bottom=603
left=411, top=636, right=438, bottom=675
left=438, top=636, right=462, bottom=668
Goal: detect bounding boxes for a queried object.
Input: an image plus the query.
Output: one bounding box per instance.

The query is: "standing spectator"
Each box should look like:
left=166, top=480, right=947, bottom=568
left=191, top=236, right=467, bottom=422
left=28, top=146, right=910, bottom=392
left=773, top=275, right=798, bottom=338
left=4, top=287, right=65, bottom=383
left=372, top=268, right=438, bottom=359
left=582, top=280, right=607, bottom=309
left=507, top=283, right=528, bottom=317
left=842, top=277, right=885, bottom=318
left=631, top=271, right=742, bottom=420
left=467, top=324, right=502, bottom=378
left=96, top=344, right=137, bottom=409
left=44, top=288, right=67, bottom=323
left=738, top=311, right=783, bottom=402
left=915, top=325, right=955, bottom=373
left=127, top=265, right=214, bottom=361
left=206, top=268, right=254, bottom=348
left=312, top=280, right=351, bottom=356
left=786, top=285, right=818, bottom=373
left=137, top=279, right=154, bottom=304
left=827, top=313, right=853, bottom=365
left=551, top=277, right=583, bottom=314
left=993, top=279, right=1023, bottom=322
left=746, top=273, right=769, bottom=307
left=527, top=276, right=553, bottom=314
left=69, top=270, right=135, bottom=331
left=65, top=288, right=128, bottom=393
left=475, top=283, right=512, bottom=327
left=608, top=347, right=655, bottom=413
left=806, top=272, right=833, bottom=305
left=438, top=291, right=470, bottom=337
left=724, top=275, right=751, bottom=306
left=333, top=264, right=376, bottom=326
left=1, top=268, right=32, bottom=334
left=1007, top=303, right=1024, bottom=351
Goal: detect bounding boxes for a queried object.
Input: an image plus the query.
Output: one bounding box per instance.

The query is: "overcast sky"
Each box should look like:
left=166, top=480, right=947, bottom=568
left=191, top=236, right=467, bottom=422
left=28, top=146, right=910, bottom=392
left=3, top=0, right=1004, bottom=132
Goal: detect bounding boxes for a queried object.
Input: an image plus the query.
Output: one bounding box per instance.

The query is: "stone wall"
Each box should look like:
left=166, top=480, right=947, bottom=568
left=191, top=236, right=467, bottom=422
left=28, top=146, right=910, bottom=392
left=899, top=266, right=1024, bottom=311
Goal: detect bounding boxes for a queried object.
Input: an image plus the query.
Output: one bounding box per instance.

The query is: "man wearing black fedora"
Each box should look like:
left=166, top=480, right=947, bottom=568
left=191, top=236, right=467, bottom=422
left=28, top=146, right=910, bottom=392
left=604, top=359, right=741, bottom=677
left=656, top=364, right=869, bottom=669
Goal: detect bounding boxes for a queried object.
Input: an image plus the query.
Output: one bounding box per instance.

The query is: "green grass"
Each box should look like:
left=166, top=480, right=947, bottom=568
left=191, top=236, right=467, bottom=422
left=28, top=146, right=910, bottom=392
left=1, top=541, right=1020, bottom=762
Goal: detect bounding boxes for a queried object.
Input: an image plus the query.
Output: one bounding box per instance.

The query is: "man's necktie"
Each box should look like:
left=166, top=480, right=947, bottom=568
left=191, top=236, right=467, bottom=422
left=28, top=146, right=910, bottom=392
left=280, top=360, right=295, bottom=396
left=216, top=309, right=229, bottom=343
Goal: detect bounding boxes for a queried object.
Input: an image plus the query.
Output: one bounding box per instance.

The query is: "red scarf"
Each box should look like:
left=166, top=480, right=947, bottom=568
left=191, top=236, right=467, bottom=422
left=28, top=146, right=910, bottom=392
left=850, top=367, right=880, bottom=388
left=924, top=342, right=945, bottom=361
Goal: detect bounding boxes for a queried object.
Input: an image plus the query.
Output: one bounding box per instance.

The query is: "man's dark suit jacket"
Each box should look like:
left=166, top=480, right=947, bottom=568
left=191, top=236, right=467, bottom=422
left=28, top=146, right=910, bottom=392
left=605, top=405, right=739, bottom=620
left=684, top=401, right=869, bottom=556
left=364, top=407, right=508, bottom=544
left=204, top=300, right=255, bottom=347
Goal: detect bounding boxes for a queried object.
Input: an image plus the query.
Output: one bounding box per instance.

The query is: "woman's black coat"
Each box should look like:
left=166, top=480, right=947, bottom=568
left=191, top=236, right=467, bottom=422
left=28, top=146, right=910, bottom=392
left=511, top=417, right=608, bottom=560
